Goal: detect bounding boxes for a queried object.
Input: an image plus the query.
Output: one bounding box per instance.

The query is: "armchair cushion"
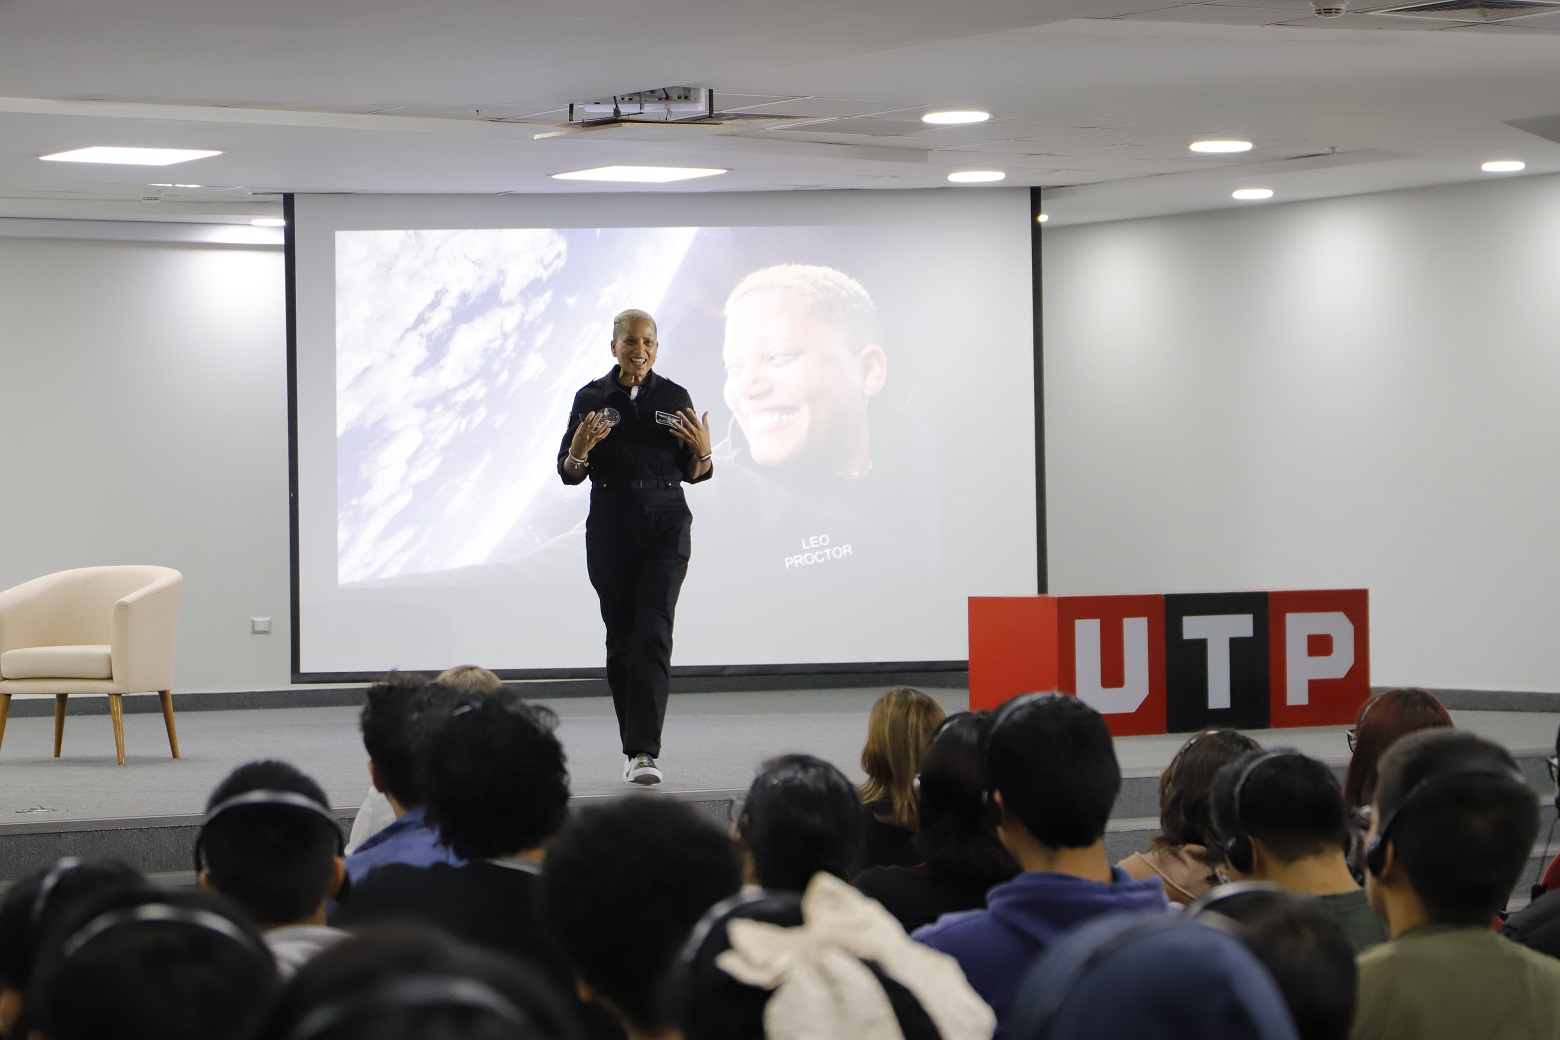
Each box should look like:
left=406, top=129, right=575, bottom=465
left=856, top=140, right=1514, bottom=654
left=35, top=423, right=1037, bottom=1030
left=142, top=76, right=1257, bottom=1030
left=0, top=566, right=182, bottom=694
left=2, top=645, right=113, bottom=680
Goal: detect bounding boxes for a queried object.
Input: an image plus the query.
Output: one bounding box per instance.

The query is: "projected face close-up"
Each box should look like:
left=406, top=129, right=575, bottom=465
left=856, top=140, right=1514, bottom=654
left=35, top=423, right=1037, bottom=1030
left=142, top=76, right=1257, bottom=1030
left=722, top=286, right=886, bottom=473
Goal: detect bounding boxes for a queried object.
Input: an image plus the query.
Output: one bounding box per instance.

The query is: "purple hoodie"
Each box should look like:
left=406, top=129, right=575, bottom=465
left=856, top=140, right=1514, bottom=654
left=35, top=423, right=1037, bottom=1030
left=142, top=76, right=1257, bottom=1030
left=912, top=866, right=1171, bottom=1023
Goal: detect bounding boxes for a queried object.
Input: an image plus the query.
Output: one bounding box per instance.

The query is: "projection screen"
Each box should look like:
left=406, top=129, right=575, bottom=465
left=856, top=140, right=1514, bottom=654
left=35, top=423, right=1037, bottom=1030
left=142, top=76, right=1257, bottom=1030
left=290, top=189, right=1037, bottom=679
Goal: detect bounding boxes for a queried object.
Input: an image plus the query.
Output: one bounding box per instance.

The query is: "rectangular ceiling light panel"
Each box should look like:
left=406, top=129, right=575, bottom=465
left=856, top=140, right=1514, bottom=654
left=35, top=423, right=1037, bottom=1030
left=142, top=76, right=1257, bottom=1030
left=550, top=165, right=726, bottom=183
left=39, top=146, right=223, bottom=166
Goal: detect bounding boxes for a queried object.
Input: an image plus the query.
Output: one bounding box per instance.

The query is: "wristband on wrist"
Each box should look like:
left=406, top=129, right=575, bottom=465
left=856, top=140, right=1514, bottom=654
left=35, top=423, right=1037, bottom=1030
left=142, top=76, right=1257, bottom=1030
left=698, top=453, right=712, bottom=463
left=568, top=452, right=589, bottom=467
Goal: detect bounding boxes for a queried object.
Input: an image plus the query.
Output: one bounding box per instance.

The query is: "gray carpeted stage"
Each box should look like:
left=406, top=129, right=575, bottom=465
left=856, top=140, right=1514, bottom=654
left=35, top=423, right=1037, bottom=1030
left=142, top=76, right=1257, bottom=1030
left=2, top=686, right=1557, bottom=900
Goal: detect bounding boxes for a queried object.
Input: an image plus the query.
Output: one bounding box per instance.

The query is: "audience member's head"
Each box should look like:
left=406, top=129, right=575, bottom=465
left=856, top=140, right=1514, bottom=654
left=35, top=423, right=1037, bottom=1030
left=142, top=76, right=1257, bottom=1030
left=1209, top=750, right=1351, bottom=881
left=1155, top=728, right=1263, bottom=851
left=736, top=753, right=863, bottom=891
left=672, top=873, right=994, bottom=1040
left=28, top=887, right=278, bottom=1040
left=197, top=759, right=345, bottom=929
left=1006, top=912, right=1300, bottom=1040
left=987, top=694, right=1120, bottom=856
left=1191, top=885, right=1357, bottom=1040
left=360, top=673, right=439, bottom=811
left=860, top=686, right=946, bottom=832
left=255, top=925, right=580, bottom=1040
left=1342, top=688, right=1454, bottom=810
left=1366, top=729, right=1537, bottom=930
left=539, top=797, right=743, bottom=1038
left=418, top=688, right=570, bottom=860
left=913, top=711, right=1018, bottom=887
left=0, top=858, right=149, bottom=1039
left=436, top=665, right=504, bottom=694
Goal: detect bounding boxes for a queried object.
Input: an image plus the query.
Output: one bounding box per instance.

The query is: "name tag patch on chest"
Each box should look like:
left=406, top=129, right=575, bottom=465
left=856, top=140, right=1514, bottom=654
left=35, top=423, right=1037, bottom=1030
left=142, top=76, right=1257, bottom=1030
left=654, top=411, right=684, bottom=428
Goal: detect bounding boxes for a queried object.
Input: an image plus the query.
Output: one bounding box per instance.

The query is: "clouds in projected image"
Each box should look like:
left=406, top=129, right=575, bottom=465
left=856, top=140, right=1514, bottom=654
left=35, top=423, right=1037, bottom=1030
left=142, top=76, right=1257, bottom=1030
left=335, top=226, right=696, bottom=583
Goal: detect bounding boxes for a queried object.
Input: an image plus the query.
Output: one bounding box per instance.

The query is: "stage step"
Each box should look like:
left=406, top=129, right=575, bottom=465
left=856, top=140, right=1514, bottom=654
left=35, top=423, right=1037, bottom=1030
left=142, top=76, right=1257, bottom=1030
left=0, top=790, right=745, bottom=889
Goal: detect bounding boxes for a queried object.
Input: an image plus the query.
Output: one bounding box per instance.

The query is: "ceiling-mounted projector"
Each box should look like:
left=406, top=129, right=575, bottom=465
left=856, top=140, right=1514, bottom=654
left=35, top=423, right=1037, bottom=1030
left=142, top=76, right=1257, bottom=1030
left=535, top=86, right=721, bottom=140
left=568, top=87, right=714, bottom=125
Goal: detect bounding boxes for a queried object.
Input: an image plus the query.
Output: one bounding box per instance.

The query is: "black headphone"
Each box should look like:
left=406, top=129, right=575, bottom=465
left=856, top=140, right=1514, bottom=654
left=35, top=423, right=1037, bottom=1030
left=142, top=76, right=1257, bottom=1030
left=1220, top=750, right=1305, bottom=875
left=982, top=693, right=1066, bottom=830
left=59, top=902, right=273, bottom=964
left=1185, top=880, right=1290, bottom=920
left=1364, top=757, right=1528, bottom=877
left=194, top=789, right=345, bottom=874
left=30, top=857, right=83, bottom=929
left=284, top=975, right=539, bottom=1040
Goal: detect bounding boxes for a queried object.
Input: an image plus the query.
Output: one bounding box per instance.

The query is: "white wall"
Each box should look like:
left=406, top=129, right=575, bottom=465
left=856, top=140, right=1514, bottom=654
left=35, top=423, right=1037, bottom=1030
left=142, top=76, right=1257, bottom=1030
left=0, top=225, right=294, bottom=692
left=6, top=173, right=1559, bottom=696
left=1044, top=174, right=1560, bottom=693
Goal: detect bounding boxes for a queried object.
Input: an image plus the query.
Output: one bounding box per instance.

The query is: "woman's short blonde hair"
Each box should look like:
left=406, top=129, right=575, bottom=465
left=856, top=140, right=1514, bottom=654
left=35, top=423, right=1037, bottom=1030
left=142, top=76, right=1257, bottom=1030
left=612, top=308, right=657, bottom=341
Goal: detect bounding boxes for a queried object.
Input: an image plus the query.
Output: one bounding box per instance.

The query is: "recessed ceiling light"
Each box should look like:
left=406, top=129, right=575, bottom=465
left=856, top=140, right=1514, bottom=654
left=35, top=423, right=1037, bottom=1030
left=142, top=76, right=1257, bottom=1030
left=40, top=146, right=222, bottom=166
left=551, top=165, right=726, bottom=183
left=1481, top=160, right=1525, bottom=173
left=251, top=218, right=286, bottom=227
left=1232, top=188, right=1274, bottom=200
left=922, top=110, right=991, bottom=125
left=1036, top=213, right=1050, bottom=223
left=947, top=170, right=1005, bottom=183
left=150, top=183, right=204, bottom=188
left=1190, top=140, right=1253, bottom=154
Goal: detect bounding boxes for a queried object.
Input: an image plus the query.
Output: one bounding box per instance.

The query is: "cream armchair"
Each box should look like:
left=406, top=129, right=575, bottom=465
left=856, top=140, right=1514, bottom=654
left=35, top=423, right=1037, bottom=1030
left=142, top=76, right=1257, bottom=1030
left=0, top=566, right=183, bottom=765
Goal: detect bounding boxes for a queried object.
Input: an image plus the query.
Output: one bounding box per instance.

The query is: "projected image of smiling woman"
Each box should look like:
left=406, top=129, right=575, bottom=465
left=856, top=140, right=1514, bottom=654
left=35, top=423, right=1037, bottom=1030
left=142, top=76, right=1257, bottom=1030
left=722, top=265, right=887, bottom=476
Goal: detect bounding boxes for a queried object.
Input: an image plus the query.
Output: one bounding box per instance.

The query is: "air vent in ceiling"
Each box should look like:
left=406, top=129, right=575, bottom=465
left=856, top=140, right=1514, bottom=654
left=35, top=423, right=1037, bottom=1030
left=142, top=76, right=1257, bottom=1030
left=1370, top=0, right=1560, bottom=20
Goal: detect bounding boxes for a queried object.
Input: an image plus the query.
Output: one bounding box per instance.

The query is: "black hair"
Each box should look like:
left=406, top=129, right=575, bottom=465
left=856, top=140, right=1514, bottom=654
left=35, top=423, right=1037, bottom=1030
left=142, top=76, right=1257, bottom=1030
left=1372, top=729, right=1538, bottom=924
left=1209, top=750, right=1351, bottom=866
left=987, top=694, right=1120, bottom=849
left=913, top=712, right=1018, bottom=889
left=538, top=797, right=742, bottom=1034
left=1195, top=888, right=1357, bottom=1040
left=28, top=887, right=278, bottom=1040
left=737, top=753, right=864, bottom=891
left=254, top=924, right=580, bottom=1040
left=360, top=673, right=438, bottom=808
left=418, top=688, right=570, bottom=860
left=671, top=893, right=942, bottom=1040
left=0, top=858, right=149, bottom=1040
left=200, top=760, right=343, bottom=926
left=1155, top=729, right=1263, bottom=850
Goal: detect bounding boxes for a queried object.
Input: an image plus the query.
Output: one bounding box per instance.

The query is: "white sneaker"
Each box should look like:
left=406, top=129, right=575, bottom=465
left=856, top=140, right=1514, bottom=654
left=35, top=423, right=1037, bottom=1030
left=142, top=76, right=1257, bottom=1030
left=624, top=754, right=663, bottom=786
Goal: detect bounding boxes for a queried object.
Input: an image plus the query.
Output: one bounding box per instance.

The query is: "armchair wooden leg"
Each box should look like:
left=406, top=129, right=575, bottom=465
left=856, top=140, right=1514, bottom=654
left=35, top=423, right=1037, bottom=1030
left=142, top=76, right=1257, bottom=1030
left=108, top=694, right=125, bottom=766
left=53, top=694, right=68, bottom=757
left=158, top=691, right=180, bottom=759
left=0, top=694, right=10, bottom=753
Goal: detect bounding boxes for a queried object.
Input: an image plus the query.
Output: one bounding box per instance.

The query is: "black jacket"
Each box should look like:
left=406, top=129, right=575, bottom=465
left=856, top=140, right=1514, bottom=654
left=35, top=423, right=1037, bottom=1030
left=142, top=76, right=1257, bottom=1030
left=557, top=369, right=712, bottom=489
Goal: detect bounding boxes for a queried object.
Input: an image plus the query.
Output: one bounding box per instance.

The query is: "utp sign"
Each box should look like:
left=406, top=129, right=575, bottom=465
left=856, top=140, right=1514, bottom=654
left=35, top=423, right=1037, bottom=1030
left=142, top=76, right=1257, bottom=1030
left=968, top=590, right=1369, bottom=736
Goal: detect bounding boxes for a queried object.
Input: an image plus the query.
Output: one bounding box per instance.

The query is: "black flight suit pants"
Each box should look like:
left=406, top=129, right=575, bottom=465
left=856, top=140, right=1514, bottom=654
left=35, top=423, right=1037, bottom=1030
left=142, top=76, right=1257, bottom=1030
left=585, top=489, right=691, bottom=758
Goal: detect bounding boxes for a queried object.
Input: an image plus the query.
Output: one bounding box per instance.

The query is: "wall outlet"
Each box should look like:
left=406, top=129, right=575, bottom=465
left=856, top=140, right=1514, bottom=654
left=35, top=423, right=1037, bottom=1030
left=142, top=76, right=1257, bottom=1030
left=251, top=617, right=272, bottom=634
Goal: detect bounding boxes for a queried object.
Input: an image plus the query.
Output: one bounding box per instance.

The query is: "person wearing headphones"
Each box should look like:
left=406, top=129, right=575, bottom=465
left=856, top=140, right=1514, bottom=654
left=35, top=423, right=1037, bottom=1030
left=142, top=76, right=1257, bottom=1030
left=196, top=760, right=350, bottom=977
left=912, top=693, right=1169, bottom=1022
left=1207, top=749, right=1388, bottom=951
left=1353, top=729, right=1560, bottom=1040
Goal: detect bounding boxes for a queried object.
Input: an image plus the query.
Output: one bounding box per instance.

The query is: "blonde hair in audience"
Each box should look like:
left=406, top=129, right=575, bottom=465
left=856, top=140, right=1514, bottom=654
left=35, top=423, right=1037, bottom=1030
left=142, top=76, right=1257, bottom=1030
left=860, top=687, right=947, bottom=830
left=435, top=665, right=504, bottom=693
